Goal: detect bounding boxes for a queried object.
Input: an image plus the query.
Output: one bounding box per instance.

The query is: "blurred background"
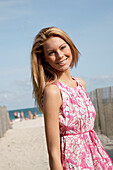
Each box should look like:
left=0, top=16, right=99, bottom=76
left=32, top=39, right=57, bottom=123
left=0, top=0, right=113, bottom=111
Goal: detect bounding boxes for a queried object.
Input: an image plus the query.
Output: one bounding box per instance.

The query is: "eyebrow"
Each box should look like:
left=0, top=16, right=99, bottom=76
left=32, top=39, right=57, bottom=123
left=46, top=43, right=66, bottom=52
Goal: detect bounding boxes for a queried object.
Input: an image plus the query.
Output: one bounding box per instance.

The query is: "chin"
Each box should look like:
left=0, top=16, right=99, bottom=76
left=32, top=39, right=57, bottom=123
left=57, top=65, right=70, bottom=72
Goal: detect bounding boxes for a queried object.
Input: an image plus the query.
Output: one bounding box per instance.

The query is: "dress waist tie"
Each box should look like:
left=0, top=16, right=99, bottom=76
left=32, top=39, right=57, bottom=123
left=60, top=129, right=104, bottom=159
left=60, top=129, right=93, bottom=137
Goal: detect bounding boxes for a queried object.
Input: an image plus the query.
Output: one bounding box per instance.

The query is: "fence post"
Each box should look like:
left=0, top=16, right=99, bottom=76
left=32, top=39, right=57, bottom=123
left=1, top=106, right=5, bottom=136
left=0, top=106, right=12, bottom=138
left=6, top=111, right=12, bottom=130
left=0, top=106, right=3, bottom=138
left=89, top=90, right=100, bottom=133
left=104, top=87, right=113, bottom=139
left=96, top=88, right=106, bottom=135
left=93, top=89, right=101, bottom=133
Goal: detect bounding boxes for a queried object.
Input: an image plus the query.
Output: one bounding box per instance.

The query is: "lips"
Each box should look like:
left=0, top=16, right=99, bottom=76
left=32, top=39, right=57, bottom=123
left=57, top=58, right=67, bottom=65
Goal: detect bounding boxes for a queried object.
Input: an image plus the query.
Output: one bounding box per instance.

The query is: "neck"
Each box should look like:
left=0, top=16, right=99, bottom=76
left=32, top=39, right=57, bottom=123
left=57, top=68, right=72, bottom=83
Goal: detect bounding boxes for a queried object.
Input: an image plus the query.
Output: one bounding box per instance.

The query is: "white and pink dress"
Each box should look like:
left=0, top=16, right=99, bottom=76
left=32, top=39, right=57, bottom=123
left=56, top=77, right=113, bottom=170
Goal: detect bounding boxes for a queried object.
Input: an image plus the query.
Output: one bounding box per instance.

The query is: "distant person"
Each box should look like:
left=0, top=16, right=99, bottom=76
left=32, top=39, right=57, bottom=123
left=18, top=112, right=20, bottom=119
left=24, top=116, right=28, bottom=120
left=14, top=112, right=18, bottom=119
left=20, top=111, right=24, bottom=120
left=31, top=27, right=113, bottom=169
left=14, top=112, right=20, bottom=121
left=33, top=111, right=37, bottom=119
left=28, top=111, right=33, bottom=119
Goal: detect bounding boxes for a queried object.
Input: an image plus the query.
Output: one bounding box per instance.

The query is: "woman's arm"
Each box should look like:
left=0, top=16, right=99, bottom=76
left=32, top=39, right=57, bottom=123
left=43, top=84, right=63, bottom=170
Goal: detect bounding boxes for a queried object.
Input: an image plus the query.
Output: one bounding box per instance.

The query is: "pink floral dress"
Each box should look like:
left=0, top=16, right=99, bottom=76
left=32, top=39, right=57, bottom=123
left=56, top=77, right=113, bottom=170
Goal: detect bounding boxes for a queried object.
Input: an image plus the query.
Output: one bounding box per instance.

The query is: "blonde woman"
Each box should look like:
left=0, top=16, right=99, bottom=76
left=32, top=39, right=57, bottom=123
left=31, top=27, right=113, bottom=170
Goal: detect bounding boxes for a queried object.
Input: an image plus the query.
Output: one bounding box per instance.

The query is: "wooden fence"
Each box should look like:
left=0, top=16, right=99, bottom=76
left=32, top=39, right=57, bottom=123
left=0, top=106, right=12, bottom=138
left=88, top=86, right=113, bottom=139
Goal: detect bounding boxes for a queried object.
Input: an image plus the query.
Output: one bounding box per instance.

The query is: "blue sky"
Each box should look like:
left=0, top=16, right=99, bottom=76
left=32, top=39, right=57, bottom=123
left=0, top=0, right=113, bottom=110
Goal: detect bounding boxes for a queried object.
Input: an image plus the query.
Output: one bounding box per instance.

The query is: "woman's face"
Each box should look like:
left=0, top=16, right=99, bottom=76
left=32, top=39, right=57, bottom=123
left=43, top=37, right=72, bottom=73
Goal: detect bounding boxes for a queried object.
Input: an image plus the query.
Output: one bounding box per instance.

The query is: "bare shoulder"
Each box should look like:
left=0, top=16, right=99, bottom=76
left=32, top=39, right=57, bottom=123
left=77, top=77, right=86, bottom=91
left=43, top=84, right=62, bottom=107
left=44, top=84, right=60, bottom=97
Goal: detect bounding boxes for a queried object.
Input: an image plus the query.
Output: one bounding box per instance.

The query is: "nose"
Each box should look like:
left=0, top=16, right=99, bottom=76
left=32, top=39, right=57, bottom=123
left=56, top=50, right=63, bottom=59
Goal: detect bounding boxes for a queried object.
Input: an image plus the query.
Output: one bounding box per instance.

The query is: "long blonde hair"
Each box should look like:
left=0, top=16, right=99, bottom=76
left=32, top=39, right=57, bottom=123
left=31, top=26, right=80, bottom=112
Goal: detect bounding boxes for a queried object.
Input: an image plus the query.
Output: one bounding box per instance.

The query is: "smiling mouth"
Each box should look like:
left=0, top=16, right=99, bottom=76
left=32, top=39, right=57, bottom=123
left=57, top=58, right=68, bottom=65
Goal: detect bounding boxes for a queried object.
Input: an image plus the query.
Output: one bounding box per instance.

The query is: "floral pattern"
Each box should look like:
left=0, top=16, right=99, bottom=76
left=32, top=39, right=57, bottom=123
left=56, top=77, right=113, bottom=170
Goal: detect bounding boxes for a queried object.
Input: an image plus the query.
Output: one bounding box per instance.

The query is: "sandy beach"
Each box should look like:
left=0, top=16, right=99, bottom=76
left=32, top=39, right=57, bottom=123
left=0, top=117, right=113, bottom=170
left=0, top=117, right=49, bottom=170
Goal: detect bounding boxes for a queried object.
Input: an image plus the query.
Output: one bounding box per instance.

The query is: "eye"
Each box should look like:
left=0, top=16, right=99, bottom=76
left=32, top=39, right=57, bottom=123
left=60, top=45, right=66, bottom=50
left=48, top=51, right=55, bottom=56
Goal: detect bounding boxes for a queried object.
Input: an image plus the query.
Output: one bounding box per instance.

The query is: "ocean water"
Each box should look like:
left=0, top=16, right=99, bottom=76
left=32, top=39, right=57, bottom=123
left=8, top=107, right=43, bottom=120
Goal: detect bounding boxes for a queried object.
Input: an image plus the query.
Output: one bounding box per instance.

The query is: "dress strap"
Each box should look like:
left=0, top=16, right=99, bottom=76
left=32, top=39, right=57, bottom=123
left=72, top=77, right=80, bottom=86
left=72, top=77, right=86, bottom=91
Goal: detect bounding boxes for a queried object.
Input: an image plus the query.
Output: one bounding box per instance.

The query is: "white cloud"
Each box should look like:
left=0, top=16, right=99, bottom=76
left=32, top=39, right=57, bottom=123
left=85, top=74, right=113, bottom=92
left=0, top=90, right=14, bottom=101
left=14, top=78, right=32, bottom=91
left=91, top=74, right=113, bottom=83
left=0, top=88, right=34, bottom=110
left=0, top=65, right=33, bottom=110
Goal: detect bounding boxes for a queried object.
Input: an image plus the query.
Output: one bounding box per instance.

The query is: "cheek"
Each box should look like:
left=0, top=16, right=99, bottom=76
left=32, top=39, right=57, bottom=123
left=65, top=47, right=72, bottom=55
left=66, top=49, right=72, bottom=60
left=45, top=56, right=55, bottom=64
left=68, top=50, right=73, bottom=62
